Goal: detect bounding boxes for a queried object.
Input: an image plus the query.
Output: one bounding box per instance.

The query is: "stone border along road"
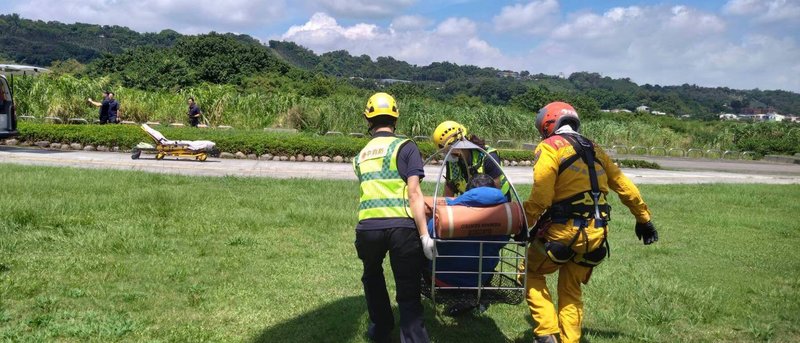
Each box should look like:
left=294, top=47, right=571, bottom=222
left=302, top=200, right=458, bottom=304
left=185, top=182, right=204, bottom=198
left=1, top=146, right=799, bottom=185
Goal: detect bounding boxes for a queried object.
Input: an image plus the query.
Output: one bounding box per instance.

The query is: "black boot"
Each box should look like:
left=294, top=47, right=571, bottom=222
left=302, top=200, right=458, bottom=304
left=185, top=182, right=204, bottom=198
left=367, top=322, right=391, bottom=343
left=533, top=334, right=559, bottom=343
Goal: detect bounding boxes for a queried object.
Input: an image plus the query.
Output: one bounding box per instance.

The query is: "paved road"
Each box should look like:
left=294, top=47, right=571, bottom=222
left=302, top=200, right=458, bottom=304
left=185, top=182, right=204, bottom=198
left=616, top=154, right=800, bottom=176
left=2, top=146, right=799, bottom=185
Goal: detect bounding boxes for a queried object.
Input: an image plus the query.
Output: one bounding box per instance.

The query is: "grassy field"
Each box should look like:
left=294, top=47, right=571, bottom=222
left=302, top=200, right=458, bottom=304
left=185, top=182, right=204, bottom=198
left=1, top=165, right=799, bottom=342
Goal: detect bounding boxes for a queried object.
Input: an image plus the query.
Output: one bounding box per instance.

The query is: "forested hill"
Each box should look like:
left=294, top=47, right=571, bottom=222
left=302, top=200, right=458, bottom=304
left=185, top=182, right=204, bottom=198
left=2, top=14, right=799, bottom=117
left=268, top=40, right=499, bottom=81
left=268, top=40, right=800, bottom=118
left=0, top=14, right=259, bottom=66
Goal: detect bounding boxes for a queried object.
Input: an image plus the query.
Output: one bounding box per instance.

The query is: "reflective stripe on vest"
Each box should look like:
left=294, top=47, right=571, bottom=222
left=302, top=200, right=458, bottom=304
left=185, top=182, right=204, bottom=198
left=445, top=146, right=510, bottom=196
left=353, top=136, right=412, bottom=221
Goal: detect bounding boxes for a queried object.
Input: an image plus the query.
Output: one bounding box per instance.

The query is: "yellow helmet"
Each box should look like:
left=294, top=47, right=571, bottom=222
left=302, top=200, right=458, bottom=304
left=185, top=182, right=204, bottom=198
left=364, top=92, right=399, bottom=119
left=432, top=121, right=467, bottom=149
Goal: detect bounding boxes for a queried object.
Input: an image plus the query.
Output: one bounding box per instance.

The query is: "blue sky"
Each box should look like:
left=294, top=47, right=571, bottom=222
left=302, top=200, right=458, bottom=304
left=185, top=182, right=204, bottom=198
left=2, top=0, right=799, bottom=92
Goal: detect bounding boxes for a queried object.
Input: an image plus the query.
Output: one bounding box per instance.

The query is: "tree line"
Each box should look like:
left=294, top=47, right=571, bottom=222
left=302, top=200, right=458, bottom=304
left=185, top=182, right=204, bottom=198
left=1, top=13, right=799, bottom=119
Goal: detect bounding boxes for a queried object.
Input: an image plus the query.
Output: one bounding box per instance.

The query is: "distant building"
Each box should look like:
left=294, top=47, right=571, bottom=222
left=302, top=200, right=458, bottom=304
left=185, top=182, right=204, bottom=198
left=651, top=111, right=667, bottom=116
left=378, top=78, right=410, bottom=84
left=767, top=113, right=786, bottom=122
left=719, top=113, right=739, bottom=120
left=636, top=105, right=650, bottom=113
left=737, top=113, right=769, bottom=121
left=497, top=70, right=520, bottom=79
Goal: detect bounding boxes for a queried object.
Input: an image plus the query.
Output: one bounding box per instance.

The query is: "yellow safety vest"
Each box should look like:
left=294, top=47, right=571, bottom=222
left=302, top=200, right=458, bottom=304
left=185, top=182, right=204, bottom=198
left=353, top=136, right=412, bottom=221
left=446, top=146, right=510, bottom=196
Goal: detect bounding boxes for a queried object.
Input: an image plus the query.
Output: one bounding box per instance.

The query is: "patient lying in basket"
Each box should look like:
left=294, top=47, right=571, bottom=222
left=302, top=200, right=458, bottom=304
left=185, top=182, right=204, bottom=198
left=426, top=174, right=518, bottom=288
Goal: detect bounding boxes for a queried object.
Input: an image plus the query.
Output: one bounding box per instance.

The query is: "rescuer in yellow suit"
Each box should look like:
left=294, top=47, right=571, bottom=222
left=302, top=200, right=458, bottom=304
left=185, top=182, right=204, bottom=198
left=353, top=92, right=433, bottom=343
left=523, top=102, right=659, bottom=343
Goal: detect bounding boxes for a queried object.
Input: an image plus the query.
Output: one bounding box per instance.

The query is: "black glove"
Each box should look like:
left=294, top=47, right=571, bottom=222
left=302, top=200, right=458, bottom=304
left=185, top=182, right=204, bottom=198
left=635, top=221, right=658, bottom=245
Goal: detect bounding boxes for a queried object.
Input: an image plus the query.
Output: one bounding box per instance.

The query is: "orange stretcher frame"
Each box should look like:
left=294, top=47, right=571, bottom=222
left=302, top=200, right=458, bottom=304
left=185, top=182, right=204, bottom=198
left=424, top=197, right=525, bottom=239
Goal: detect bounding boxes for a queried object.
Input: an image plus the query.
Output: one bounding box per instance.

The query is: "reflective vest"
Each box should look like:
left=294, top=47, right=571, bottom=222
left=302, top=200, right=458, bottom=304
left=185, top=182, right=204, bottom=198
left=445, top=146, right=510, bottom=196
left=353, top=136, right=412, bottom=221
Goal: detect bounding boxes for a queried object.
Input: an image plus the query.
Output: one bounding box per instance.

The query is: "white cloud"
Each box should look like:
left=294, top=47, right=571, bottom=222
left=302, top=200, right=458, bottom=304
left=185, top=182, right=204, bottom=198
left=723, top=0, right=762, bottom=14
left=307, top=0, right=416, bottom=19
left=12, top=0, right=286, bottom=33
left=514, top=4, right=800, bottom=91
left=282, top=13, right=506, bottom=70
left=552, top=7, right=641, bottom=40
left=493, top=0, right=560, bottom=34
left=390, top=15, right=432, bottom=31
left=435, top=17, right=477, bottom=36
left=723, top=0, right=800, bottom=24
left=5, top=0, right=799, bottom=91
left=666, top=5, right=726, bottom=33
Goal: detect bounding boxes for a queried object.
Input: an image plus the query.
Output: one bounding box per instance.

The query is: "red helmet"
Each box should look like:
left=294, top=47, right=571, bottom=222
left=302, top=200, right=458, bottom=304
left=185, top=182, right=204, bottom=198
left=535, top=101, right=580, bottom=138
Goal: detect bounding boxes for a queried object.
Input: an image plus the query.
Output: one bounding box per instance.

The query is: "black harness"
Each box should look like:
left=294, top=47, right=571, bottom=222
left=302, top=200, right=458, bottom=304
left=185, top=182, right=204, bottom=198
left=538, top=133, right=611, bottom=267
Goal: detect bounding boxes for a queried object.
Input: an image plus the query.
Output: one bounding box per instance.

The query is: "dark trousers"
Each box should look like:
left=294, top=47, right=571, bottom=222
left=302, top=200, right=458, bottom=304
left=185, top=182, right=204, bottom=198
left=356, top=228, right=430, bottom=343
left=189, top=117, right=199, bottom=127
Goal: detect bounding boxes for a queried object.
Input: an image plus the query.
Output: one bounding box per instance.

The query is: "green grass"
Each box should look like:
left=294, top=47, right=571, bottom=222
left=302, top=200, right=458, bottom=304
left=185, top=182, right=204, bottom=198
left=1, top=165, right=799, bottom=342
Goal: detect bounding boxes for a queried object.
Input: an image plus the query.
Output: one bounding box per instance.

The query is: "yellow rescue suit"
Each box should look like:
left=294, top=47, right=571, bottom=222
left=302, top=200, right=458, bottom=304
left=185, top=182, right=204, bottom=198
left=523, top=133, right=651, bottom=343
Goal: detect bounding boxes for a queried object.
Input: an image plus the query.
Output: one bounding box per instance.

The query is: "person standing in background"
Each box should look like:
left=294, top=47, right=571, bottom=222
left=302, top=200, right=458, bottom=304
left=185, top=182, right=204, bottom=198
left=188, top=97, right=202, bottom=127
left=87, top=91, right=110, bottom=124
left=108, top=92, right=120, bottom=124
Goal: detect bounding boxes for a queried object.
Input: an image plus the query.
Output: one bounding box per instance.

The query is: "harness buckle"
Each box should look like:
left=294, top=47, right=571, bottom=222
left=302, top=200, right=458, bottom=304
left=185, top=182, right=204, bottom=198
left=591, top=191, right=602, bottom=220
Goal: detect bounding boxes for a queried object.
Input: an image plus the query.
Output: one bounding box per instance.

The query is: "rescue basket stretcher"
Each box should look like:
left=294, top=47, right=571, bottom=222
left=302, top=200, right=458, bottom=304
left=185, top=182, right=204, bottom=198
left=421, top=139, right=530, bottom=312
left=131, top=124, right=219, bottom=162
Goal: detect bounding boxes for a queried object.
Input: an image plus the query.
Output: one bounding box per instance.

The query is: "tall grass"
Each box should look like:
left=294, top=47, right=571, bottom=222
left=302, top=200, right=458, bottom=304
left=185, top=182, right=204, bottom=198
left=12, top=74, right=748, bottom=150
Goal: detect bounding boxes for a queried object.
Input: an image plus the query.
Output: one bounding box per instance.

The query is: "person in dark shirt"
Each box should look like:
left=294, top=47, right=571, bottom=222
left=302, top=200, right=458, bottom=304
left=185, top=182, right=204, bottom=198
left=187, top=97, right=202, bottom=127
left=87, top=91, right=110, bottom=124
left=353, top=92, right=432, bottom=343
left=107, top=92, right=120, bottom=124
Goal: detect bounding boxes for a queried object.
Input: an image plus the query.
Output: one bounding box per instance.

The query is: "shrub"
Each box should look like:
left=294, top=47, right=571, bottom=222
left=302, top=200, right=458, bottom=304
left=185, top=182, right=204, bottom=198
left=614, top=159, right=662, bottom=169
left=15, top=122, right=537, bottom=162
left=731, top=121, right=799, bottom=157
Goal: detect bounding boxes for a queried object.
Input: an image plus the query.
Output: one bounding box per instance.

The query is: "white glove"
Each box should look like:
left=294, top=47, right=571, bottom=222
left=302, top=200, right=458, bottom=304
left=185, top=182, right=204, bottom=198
left=420, top=234, right=437, bottom=260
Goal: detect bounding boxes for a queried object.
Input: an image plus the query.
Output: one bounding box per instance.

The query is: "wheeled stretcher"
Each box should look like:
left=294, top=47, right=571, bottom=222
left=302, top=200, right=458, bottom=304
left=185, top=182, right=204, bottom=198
left=421, top=139, right=530, bottom=313
left=131, top=124, right=219, bottom=161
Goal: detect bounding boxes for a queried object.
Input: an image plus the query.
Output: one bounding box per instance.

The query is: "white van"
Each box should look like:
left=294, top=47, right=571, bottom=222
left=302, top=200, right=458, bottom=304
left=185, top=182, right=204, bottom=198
left=0, top=74, right=15, bottom=138
left=0, top=64, right=50, bottom=138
